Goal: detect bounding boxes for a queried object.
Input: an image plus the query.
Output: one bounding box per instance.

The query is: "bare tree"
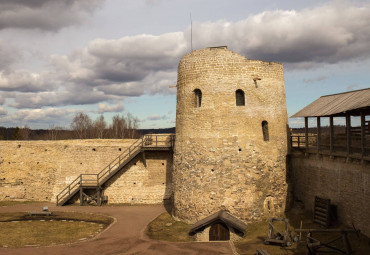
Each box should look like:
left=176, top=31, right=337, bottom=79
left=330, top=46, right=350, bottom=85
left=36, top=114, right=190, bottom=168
left=126, top=113, right=139, bottom=139
left=110, top=114, right=126, bottom=139
left=70, top=112, right=92, bottom=139
left=93, top=115, right=107, bottom=139
left=20, top=125, right=30, bottom=140
left=48, top=125, right=63, bottom=140
left=12, top=127, right=23, bottom=140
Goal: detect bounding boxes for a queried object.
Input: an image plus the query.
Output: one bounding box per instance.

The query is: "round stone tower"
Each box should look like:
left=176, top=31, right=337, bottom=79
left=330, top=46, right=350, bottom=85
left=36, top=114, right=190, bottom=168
left=172, top=46, right=288, bottom=223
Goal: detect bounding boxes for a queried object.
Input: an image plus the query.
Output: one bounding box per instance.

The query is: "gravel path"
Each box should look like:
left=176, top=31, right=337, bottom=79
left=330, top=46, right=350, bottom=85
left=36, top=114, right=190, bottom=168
left=0, top=203, right=234, bottom=255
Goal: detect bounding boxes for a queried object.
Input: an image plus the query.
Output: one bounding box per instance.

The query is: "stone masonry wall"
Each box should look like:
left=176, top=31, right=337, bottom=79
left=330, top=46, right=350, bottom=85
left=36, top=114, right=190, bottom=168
left=0, top=140, right=172, bottom=204
left=104, top=151, right=173, bottom=204
left=173, top=47, right=288, bottom=223
left=291, top=153, right=370, bottom=237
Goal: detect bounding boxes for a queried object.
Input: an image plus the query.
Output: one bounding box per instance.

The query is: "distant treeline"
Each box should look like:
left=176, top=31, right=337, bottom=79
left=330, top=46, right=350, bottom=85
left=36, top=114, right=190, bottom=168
left=0, top=112, right=175, bottom=141
left=0, top=126, right=175, bottom=141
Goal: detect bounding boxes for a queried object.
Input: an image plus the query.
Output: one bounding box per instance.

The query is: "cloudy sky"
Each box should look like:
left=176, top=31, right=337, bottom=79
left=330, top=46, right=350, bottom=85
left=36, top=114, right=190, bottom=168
left=0, top=0, right=369, bottom=129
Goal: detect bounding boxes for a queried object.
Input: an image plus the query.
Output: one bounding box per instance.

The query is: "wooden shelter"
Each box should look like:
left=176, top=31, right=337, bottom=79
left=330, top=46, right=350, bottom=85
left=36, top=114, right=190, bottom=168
left=291, top=88, right=370, bottom=161
left=189, top=210, right=247, bottom=241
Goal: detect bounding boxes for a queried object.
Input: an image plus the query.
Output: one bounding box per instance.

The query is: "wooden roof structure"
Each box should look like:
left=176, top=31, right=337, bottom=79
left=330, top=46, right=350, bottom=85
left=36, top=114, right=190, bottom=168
left=189, top=210, right=247, bottom=235
left=292, top=88, right=370, bottom=117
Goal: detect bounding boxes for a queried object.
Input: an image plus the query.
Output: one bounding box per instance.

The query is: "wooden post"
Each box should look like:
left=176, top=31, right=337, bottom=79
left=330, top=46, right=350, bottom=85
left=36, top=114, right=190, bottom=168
left=298, top=136, right=300, bottom=148
left=97, top=188, right=101, bottom=206
left=346, top=113, right=351, bottom=156
left=317, top=117, right=321, bottom=153
left=305, top=117, right=309, bottom=153
left=361, top=111, right=366, bottom=157
left=330, top=116, right=334, bottom=154
left=79, top=187, right=83, bottom=206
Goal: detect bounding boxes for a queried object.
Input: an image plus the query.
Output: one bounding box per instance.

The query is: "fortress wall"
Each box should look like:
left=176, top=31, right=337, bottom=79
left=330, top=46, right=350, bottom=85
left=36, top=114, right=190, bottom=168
left=0, top=140, right=172, bottom=204
left=104, top=151, right=172, bottom=204
left=290, top=153, right=370, bottom=236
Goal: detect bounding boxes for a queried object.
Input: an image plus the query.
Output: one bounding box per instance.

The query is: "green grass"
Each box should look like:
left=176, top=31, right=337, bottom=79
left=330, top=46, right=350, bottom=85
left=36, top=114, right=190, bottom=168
left=146, top=212, right=195, bottom=242
left=0, top=211, right=113, bottom=248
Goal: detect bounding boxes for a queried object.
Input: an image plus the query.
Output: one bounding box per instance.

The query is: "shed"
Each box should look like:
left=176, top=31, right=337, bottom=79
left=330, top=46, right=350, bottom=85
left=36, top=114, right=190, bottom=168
left=189, top=210, right=247, bottom=241
left=291, top=88, right=370, bottom=160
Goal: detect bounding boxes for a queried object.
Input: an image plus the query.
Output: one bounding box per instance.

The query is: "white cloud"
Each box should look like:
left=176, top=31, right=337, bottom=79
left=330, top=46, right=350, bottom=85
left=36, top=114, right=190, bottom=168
left=97, top=103, right=125, bottom=113
left=191, top=1, right=370, bottom=66
left=0, top=107, right=7, bottom=116
left=146, top=114, right=167, bottom=121
left=10, top=88, right=117, bottom=109
left=0, top=40, right=21, bottom=71
left=302, top=76, right=328, bottom=84
left=0, top=107, right=83, bottom=128
left=10, top=108, right=77, bottom=122
left=0, top=70, right=58, bottom=92
left=0, top=94, right=5, bottom=105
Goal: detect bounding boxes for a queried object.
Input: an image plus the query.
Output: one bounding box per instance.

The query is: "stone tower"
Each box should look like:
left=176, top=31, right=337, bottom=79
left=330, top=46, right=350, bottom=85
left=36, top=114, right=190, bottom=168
left=172, top=46, right=288, bottom=223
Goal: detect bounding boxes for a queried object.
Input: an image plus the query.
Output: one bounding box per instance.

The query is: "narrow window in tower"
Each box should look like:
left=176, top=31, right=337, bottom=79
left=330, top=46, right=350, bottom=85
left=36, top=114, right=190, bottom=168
left=235, top=89, right=245, bottom=106
left=194, top=89, right=202, bottom=107
left=262, top=121, right=269, bottom=141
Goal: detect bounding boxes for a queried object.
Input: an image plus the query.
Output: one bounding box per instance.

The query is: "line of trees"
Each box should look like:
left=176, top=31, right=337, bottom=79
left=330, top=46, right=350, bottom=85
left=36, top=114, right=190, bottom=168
left=0, top=112, right=140, bottom=140
left=70, top=112, right=139, bottom=139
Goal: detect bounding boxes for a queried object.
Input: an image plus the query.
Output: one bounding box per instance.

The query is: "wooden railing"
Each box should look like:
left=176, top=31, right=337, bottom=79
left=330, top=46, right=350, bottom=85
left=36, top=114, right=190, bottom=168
left=56, top=134, right=175, bottom=205
left=290, top=133, right=370, bottom=160
left=290, top=135, right=316, bottom=149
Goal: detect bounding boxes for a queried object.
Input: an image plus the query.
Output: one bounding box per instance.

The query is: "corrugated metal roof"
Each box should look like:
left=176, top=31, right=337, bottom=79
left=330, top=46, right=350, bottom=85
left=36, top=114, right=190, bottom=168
left=292, top=88, right=370, bottom=117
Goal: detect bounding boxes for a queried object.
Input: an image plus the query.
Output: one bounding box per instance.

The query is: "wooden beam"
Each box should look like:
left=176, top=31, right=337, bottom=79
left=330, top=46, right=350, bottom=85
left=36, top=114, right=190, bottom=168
left=305, top=117, right=309, bottom=152
left=317, top=117, right=321, bottom=153
left=361, top=111, right=366, bottom=157
left=80, top=187, right=83, bottom=206
left=97, top=188, right=101, bottom=206
left=346, top=113, right=351, bottom=155
left=330, top=116, right=334, bottom=154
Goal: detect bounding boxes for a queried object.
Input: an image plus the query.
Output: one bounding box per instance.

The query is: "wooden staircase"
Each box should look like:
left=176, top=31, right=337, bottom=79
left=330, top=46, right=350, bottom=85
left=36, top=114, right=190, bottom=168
left=56, top=134, right=175, bottom=206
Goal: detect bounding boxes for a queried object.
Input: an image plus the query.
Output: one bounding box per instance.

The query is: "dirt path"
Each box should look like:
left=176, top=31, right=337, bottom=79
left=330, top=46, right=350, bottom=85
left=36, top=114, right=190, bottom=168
left=0, top=203, right=234, bottom=255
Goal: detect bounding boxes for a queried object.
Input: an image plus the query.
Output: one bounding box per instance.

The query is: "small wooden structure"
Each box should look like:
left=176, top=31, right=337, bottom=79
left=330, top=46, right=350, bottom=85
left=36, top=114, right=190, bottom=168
left=264, top=217, right=293, bottom=247
left=189, top=210, right=247, bottom=241
left=291, top=88, right=370, bottom=161
left=209, top=222, right=230, bottom=241
left=313, top=196, right=337, bottom=227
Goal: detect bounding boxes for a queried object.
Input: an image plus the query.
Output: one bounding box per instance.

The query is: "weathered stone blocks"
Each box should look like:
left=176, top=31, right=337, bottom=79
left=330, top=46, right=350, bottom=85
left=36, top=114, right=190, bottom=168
left=173, top=47, right=288, bottom=223
left=0, top=140, right=172, bottom=204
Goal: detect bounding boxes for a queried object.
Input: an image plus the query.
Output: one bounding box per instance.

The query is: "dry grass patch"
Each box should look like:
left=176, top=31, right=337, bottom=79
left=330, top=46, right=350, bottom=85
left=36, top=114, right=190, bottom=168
left=146, top=212, right=195, bottom=242
left=0, top=211, right=113, bottom=248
